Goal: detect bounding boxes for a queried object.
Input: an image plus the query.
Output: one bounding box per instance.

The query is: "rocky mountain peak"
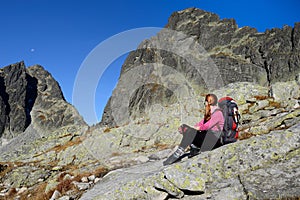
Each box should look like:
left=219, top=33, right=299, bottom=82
left=0, top=61, right=86, bottom=144
left=27, top=64, right=65, bottom=101
left=100, top=8, right=300, bottom=127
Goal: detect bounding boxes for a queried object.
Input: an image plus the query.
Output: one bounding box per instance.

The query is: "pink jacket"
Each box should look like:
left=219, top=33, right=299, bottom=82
left=194, top=106, right=224, bottom=132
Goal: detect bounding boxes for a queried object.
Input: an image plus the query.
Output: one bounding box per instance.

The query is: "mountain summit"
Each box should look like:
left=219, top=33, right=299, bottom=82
left=0, top=61, right=86, bottom=145
left=100, top=8, right=300, bottom=127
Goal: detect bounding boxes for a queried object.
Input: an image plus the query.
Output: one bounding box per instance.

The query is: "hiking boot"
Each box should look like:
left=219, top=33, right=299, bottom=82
left=163, top=147, right=185, bottom=166
left=188, top=144, right=200, bottom=158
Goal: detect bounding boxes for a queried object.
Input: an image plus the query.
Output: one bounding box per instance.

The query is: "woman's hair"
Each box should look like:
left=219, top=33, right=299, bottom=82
left=204, top=94, right=218, bottom=123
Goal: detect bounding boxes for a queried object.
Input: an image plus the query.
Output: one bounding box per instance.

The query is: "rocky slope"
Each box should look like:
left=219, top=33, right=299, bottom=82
left=81, top=123, right=300, bottom=200
left=0, top=61, right=88, bottom=199
left=0, top=80, right=299, bottom=200
left=0, top=8, right=299, bottom=200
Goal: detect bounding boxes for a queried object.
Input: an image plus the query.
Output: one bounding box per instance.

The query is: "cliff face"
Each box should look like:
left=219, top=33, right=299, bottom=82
left=165, top=8, right=300, bottom=83
left=0, top=61, right=86, bottom=144
left=100, top=8, right=300, bottom=127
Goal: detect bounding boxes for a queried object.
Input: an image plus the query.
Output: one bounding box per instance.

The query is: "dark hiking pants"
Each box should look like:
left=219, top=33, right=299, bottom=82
left=179, top=124, right=223, bottom=152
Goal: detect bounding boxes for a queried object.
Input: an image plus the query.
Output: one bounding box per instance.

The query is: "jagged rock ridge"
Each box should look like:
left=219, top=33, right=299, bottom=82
left=0, top=61, right=86, bottom=144
left=100, top=8, right=300, bottom=127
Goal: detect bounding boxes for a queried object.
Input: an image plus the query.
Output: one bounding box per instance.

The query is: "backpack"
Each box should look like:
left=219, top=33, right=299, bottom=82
left=218, top=97, right=240, bottom=145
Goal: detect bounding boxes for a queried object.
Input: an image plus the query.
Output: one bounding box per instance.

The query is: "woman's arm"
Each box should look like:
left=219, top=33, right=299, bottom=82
left=194, top=119, right=204, bottom=130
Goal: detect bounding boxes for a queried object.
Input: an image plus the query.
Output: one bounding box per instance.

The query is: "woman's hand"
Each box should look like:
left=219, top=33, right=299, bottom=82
left=194, top=120, right=204, bottom=131
left=194, top=125, right=200, bottom=130
left=178, top=125, right=187, bottom=134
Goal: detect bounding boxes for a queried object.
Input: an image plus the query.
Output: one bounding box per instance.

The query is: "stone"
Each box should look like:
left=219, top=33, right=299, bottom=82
left=94, top=178, right=101, bottom=184
left=149, top=149, right=173, bottom=160
left=81, top=177, right=88, bottom=183
left=52, top=166, right=63, bottom=171
left=50, top=190, right=61, bottom=200
left=134, top=155, right=149, bottom=163
left=2, top=165, right=51, bottom=188
left=63, top=174, right=73, bottom=181
left=88, top=175, right=96, bottom=182
left=73, top=181, right=90, bottom=191
left=58, top=196, right=70, bottom=200
left=248, top=99, right=270, bottom=113
left=16, top=187, right=27, bottom=194
left=271, top=81, right=300, bottom=105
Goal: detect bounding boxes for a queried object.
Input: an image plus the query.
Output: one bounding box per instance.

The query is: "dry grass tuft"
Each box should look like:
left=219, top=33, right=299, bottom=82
left=0, top=162, right=26, bottom=179
left=269, top=101, right=282, bottom=109
left=153, top=143, right=169, bottom=150
left=103, top=127, right=111, bottom=133
left=17, top=165, right=108, bottom=200
left=6, top=188, right=17, bottom=199
left=38, top=115, right=46, bottom=121
left=111, top=152, right=122, bottom=157
left=55, top=179, right=75, bottom=194
left=18, top=182, right=50, bottom=200
left=50, top=137, right=83, bottom=153
left=238, top=131, right=256, bottom=140
left=254, top=95, right=270, bottom=100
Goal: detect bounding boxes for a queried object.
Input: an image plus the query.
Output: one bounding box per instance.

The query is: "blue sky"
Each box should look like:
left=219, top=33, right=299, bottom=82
left=1, top=0, right=299, bottom=125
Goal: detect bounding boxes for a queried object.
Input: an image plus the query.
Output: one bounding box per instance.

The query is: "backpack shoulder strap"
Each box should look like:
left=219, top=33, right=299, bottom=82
left=210, top=108, right=223, bottom=132
left=211, top=108, right=222, bottom=115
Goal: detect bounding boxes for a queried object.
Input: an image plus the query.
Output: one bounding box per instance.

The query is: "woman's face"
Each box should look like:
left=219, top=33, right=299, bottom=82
left=204, top=101, right=209, bottom=106
left=205, top=95, right=214, bottom=106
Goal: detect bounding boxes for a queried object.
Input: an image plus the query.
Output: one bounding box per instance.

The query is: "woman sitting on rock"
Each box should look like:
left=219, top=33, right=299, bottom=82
left=163, top=94, right=224, bottom=166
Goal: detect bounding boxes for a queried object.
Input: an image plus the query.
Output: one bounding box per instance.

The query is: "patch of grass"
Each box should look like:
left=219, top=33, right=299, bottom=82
left=18, top=165, right=108, bottom=200
left=0, top=162, right=26, bottom=179
left=55, top=178, right=76, bottom=194
left=0, top=163, right=11, bottom=179
left=49, top=137, right=83, bottom=153
left=33, top=135, right=84, bottom=159
left=6, top=187, right=17, bottom=198
left=18, top=182, right=50, bottom=200
left=133, top=142, right=172, bottom=154
left=238, top=131, right=255, bottom=140
left=153, top=143, right=169, bottom=150
left=111, top=152, right=122, bottom=157
left=254, top=95, right=270, bottom=100
left=269, top=101, right=282, bottom=109
left=241, top=102, right=255, bottom=114
left=103, top=127, right=111, bottom=133
left=63, top=164, right=108, bottom=181
left=38, top=115, right=46, bottom=121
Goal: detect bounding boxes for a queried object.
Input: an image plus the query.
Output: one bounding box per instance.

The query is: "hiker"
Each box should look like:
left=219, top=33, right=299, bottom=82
left=163, top=94, right=225, bottom=166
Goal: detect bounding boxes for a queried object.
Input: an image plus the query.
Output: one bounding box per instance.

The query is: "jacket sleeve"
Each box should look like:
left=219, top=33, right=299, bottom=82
left=194, top=119, right=204, bottom=130
left=197, top=111, right=223, bottom=131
